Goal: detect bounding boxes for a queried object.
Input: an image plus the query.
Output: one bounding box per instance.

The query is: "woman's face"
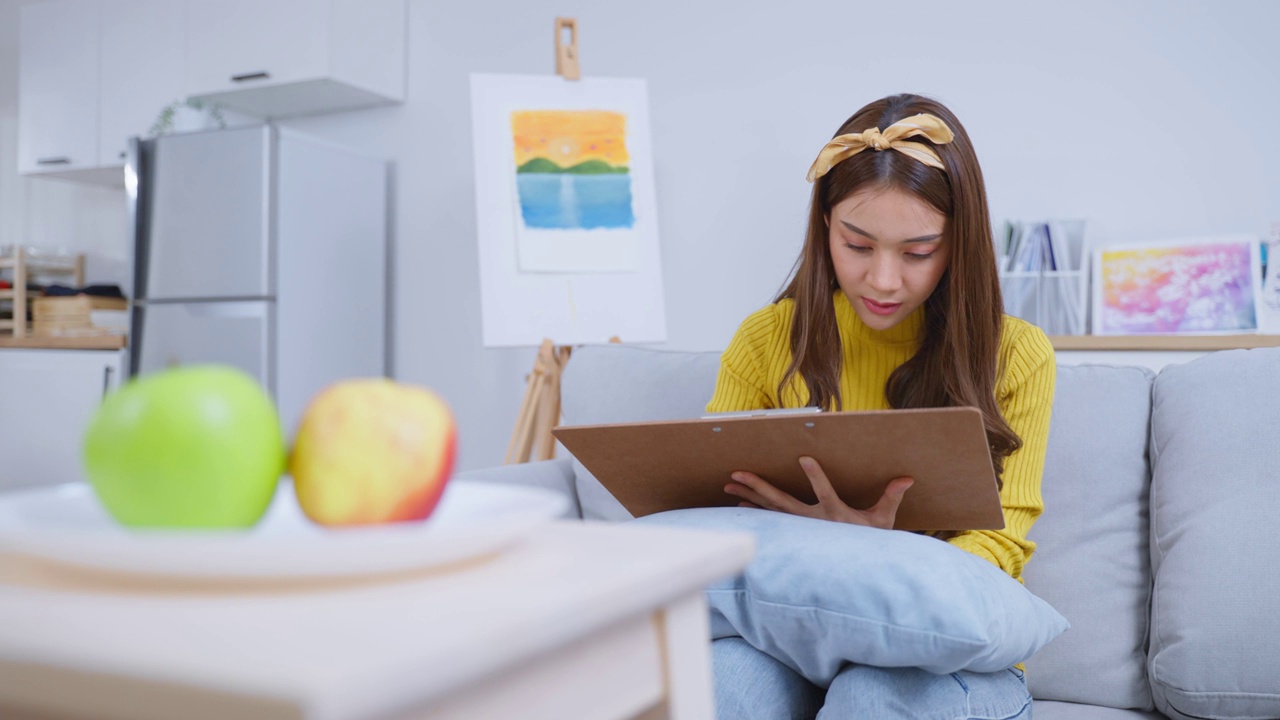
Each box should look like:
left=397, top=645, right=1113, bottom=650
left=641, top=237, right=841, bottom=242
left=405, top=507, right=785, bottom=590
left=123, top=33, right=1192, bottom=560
left=827, top=186, right=950, bottom=331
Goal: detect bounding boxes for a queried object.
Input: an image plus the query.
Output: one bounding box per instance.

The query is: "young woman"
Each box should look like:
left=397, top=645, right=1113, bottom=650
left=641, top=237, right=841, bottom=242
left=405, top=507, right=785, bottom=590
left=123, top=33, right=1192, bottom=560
left=706, top=94, right=1055, bottom=719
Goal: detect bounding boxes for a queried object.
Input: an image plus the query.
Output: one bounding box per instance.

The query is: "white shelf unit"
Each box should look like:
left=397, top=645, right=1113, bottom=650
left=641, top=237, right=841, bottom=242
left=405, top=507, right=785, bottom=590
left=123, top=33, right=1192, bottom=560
left=999, top=269, right=1089, bottom=336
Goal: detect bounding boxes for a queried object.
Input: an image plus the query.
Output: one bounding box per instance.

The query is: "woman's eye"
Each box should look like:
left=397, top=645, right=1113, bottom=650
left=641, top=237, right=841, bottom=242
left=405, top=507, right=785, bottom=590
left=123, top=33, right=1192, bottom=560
left=845, top=243, right=872, bottom=253
left=906, top=252, right=935, bottom=261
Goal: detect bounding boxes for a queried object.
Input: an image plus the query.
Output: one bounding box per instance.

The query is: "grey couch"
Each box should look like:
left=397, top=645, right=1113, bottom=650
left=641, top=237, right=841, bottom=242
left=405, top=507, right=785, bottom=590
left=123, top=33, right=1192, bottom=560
left=459, top=344, right=1280, bottom=720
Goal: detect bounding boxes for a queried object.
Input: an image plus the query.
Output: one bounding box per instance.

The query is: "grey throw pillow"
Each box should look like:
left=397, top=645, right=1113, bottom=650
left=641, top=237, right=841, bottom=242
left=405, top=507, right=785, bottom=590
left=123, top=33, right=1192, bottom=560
left=1022, top=364, right=1155, bottom=710
left=1147, top=348, right=1280, bottom=720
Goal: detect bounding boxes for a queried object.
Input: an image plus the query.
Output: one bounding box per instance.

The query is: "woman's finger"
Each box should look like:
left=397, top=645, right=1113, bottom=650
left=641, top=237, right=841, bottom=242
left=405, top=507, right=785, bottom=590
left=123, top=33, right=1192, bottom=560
left=725, top=481, right=775, bottom=511
left=799, top=456, right=841, bottom=505
left=868, top=476, right=914, bottom=528
left=729, top=472, right=809, bottom=515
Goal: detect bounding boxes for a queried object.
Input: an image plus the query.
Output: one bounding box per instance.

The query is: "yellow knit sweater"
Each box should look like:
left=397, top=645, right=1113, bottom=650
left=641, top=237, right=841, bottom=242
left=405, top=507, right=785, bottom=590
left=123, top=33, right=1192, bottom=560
left=707, top=291, right=1056, bottom=580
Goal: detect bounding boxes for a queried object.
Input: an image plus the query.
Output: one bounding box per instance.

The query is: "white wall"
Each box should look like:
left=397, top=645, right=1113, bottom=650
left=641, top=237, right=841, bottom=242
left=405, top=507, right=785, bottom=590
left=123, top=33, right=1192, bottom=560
left=3, top=0, right=1278, bottom=472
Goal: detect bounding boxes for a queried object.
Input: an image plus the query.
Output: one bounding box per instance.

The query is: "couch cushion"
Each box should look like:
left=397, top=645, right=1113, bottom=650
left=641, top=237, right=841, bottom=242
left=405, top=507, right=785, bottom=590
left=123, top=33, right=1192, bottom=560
left=1032, top=700, right=1165, bottom=720
left=454, top=457, right=582, bottom=518
left=1022, top=364, right=1155, bottom=711
left=1147, top=348, right=1280, bottom=720
left=560, top=345, right=721, bottom=520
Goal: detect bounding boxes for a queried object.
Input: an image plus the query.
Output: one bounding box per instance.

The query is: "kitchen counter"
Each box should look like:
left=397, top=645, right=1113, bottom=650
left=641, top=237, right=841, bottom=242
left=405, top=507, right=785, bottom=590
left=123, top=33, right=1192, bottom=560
left=0, top=334, right=126, bottom=350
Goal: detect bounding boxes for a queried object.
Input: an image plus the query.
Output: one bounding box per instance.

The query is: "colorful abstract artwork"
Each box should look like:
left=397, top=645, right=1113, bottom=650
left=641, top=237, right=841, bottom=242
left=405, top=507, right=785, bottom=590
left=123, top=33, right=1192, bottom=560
left=1093, top=237, right=1262, bottom=334
left=511, top=110, right=635, bottom=230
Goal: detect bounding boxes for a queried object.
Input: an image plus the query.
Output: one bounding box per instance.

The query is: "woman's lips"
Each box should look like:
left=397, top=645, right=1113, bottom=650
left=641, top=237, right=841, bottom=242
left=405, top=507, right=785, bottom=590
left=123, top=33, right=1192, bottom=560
left=862, top=297, right=902, bottom=316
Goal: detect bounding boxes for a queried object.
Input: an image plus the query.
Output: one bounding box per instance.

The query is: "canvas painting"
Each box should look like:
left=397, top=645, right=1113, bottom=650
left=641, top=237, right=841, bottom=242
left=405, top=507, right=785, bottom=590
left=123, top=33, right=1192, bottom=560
left=512, top=110, right=635, bottom=230
left=469, top=74, right=666, bottom=347
left=505, top=105, right=643, bottom=273
left=1092, top=236, right=1262, bottom=335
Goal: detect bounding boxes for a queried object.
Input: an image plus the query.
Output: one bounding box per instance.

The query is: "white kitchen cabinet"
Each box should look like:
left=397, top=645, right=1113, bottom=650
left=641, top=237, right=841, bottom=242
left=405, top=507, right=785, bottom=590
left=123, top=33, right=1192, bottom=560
left=17, top=0, right=100, bottom=178
left=0, top=350, right=125, bottom=491
left=18, top=0, right=186, bottom=184
left=98, top=0, right=188, bottom=168
left=17, top=0, right=404, bottom=183
left=185, top=0, right=405, bottom=118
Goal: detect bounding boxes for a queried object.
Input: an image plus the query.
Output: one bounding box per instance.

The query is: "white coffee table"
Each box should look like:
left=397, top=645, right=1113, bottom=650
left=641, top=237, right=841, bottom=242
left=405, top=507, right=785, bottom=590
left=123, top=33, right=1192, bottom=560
left=0, top=520, right=754, bottom=720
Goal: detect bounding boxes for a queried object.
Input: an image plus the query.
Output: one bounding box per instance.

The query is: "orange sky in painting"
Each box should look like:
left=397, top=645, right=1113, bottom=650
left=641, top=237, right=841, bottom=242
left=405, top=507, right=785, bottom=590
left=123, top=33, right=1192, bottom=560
left=511, top=110, right=629, bottom=168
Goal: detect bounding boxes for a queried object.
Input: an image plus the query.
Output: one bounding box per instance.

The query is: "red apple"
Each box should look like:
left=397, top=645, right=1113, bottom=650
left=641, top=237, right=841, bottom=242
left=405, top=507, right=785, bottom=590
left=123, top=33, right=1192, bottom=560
left=289, top=379, right=457, bottom=526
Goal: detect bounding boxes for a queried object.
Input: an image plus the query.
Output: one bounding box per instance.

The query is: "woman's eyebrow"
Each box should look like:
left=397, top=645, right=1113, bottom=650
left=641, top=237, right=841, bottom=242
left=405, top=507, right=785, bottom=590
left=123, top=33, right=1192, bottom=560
left=839, top=220, right=941, bottom=244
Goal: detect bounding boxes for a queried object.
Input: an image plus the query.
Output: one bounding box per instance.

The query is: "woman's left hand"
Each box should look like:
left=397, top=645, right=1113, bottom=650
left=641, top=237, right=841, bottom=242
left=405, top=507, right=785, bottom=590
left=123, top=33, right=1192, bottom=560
left=725, top=456, right=913, bottom=530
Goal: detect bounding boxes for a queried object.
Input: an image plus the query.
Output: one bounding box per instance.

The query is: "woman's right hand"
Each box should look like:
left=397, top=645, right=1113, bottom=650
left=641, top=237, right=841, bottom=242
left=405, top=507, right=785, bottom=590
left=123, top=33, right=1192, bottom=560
left=726, top=456, right=913, bottom=530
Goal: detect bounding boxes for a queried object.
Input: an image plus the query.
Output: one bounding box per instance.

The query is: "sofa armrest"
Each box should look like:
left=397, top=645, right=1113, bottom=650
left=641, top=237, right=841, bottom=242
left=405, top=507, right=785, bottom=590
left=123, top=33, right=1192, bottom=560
left=454, top=458, right=583, bottom=519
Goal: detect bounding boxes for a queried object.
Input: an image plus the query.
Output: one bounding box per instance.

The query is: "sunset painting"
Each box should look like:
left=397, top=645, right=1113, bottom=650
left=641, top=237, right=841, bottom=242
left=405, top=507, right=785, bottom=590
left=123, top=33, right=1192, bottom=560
left=510, top=110, right=635, bottom=230
left=1094, top=238, right=1260, bottom=334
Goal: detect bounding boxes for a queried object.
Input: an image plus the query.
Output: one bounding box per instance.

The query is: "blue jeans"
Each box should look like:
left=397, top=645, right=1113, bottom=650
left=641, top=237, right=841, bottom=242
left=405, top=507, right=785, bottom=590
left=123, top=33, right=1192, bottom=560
left=713, top=637, right=1032, bottom=720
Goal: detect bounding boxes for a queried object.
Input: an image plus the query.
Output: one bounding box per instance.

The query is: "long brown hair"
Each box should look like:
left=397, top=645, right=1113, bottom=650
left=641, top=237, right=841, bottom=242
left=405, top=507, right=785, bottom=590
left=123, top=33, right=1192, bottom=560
left=777, top=93, right=1022, bottom=483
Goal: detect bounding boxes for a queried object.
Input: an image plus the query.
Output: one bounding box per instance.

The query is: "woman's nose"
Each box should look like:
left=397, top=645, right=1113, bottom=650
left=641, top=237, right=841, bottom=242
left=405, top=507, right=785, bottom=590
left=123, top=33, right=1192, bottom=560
left=867, top=256, right=903, bottom=293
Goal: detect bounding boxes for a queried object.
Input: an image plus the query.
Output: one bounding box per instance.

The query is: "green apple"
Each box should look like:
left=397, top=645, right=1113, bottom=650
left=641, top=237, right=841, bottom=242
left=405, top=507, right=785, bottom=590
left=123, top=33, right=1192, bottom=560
left=82, top=365, right=285, bottom=529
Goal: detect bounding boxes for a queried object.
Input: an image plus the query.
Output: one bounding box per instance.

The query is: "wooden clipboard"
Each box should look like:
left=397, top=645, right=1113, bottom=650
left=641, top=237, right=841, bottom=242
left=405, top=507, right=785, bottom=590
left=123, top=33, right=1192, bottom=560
left=552, top=407, right=1005, bottom=531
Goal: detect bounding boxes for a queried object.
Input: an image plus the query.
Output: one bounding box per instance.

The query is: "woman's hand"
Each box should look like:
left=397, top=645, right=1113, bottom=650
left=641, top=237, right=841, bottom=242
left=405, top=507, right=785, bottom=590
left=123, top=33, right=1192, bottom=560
left=725, top=456, right=913, bottom=530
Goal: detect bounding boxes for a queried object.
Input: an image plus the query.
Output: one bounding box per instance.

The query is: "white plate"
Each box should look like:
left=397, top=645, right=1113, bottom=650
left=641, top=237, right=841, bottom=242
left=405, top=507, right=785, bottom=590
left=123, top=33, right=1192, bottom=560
left=0, top=480, right=568, bottom=579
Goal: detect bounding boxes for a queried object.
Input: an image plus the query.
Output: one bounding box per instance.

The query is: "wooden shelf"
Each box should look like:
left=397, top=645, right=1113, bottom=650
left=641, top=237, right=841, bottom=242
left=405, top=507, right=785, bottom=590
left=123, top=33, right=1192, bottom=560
left=0, top=246, right=87, bottom=341
left=0, top=334, right=126, bottom=350
left=0, top=289, right=41, bottom=299
left=1049, top=334, right=1280, bottom=351
left=0, top=255, right=81, bottom=274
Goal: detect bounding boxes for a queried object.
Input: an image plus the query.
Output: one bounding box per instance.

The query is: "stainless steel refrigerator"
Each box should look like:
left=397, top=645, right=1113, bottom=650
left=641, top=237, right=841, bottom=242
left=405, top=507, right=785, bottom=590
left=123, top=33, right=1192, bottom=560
left=125, top=125, right=388, bottom=434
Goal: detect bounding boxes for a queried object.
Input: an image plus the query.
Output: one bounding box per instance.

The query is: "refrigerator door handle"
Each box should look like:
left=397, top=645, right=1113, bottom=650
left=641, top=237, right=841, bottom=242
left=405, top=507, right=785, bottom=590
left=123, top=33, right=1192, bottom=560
left=182, top=302, right=269, bottom=319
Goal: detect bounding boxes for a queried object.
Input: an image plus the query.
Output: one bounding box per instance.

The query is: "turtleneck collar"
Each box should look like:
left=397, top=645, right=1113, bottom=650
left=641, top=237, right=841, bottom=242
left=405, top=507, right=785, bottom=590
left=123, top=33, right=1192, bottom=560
left=833, top=289, right=924, bottom=347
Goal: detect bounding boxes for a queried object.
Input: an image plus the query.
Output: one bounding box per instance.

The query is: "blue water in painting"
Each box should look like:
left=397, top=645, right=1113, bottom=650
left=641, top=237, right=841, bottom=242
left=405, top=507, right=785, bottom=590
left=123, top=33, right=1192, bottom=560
left=516, top=173, right=635, bottom=229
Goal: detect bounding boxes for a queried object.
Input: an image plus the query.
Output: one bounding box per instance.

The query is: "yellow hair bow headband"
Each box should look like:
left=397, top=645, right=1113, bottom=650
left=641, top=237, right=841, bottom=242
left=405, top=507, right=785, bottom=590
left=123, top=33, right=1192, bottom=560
left=805, top=113, right=955, bottom=182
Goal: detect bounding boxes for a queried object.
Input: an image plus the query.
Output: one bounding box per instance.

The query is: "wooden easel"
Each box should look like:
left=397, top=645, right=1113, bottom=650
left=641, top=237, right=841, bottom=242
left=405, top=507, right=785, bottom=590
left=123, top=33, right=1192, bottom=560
left=503, top=19, right=594, bottom=465
left=505, top=339, right=572, bottom=464
left=554, top=17, right=580, bottom=80
left=506, top=336, right=620, bottom=465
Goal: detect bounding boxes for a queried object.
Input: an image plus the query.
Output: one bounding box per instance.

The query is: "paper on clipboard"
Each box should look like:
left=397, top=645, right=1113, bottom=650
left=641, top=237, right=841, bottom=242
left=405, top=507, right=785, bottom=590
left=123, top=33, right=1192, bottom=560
left=552, top=407, right=1005, bottom=532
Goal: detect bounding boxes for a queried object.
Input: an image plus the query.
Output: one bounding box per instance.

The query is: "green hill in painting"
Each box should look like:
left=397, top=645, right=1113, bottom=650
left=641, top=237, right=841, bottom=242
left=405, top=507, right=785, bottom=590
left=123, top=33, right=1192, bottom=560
left=517, top=157, right=629, bottom=174
left=564, top=159, right=628, bottom=175
left=517, top=157, right=564, bottom=173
